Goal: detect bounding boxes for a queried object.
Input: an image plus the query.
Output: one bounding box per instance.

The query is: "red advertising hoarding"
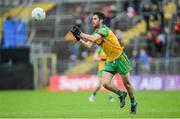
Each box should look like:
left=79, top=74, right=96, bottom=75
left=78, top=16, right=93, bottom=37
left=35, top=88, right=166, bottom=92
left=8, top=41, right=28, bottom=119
left=49, top=74, right=125, bottom=91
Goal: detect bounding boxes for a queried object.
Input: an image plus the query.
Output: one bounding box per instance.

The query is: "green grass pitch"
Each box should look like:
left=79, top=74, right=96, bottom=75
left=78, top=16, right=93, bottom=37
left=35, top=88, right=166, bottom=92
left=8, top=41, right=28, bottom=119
left=0, top=90, right=180, bottom=118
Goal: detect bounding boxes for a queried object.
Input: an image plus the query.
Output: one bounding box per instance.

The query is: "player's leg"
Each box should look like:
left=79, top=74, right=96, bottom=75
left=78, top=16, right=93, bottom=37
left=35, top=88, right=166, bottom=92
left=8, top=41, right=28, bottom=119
left=116, top=52, right=137, bottom=114
left=89, top=76, right=101, bottom=102
left=89, top=70, right=103, bottom=102
left=108, top=90, right=114, bottom=102
left=101, top=71, right=127, bottom=107
left=107, top=79, right=115, bottom=102
left=93, top=77, right=101, bottom=96
left=121, top=72, right=137, bottom=114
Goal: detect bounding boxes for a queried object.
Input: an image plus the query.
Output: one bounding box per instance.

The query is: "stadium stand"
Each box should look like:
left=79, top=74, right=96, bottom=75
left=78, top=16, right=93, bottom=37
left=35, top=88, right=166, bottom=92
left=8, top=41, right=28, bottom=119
left=1, top=0, right=180, bottom=88
left=65, top=1, right=179, bottom=75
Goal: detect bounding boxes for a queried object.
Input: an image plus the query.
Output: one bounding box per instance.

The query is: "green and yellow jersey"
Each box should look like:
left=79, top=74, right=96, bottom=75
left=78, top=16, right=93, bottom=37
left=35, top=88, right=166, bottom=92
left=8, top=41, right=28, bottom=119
left=93, top=25, right=123, bottom=61
left=95, top=47, right=106, bottom=71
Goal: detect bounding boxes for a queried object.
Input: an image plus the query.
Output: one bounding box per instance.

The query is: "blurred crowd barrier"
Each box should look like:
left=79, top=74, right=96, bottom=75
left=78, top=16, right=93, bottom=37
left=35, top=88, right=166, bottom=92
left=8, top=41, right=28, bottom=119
left=48, top=74, right=180, bottom=91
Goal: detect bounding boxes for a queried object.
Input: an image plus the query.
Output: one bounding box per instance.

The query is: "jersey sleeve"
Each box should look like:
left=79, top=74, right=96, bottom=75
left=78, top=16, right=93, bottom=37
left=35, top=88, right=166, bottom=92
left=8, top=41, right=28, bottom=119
left=96, top=27, right=109, bottom=37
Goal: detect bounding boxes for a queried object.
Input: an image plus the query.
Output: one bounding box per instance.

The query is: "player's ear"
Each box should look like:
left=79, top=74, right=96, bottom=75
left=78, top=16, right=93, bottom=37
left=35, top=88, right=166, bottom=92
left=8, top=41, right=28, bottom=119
left=100, top=19, right=103, bottom=24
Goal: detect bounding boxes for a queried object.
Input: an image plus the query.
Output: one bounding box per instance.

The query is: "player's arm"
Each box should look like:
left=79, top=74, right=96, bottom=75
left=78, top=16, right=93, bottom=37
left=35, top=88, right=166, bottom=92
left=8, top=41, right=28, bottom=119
left=70, top=26, right=93, bottom=48
left=80, top=26, right=109, bottom=42
left=80, top=32, right=102, bottom=42
left=79, top=39, right=93, bottom=48
left=71, top=25, right=102, bottom=42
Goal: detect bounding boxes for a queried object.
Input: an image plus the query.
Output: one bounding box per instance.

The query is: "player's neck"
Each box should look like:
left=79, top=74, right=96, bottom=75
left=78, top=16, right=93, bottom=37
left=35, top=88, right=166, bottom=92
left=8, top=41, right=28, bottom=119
left=99, top=24, right=104, bottom=28
left=96, top=24, right=103, bottom=29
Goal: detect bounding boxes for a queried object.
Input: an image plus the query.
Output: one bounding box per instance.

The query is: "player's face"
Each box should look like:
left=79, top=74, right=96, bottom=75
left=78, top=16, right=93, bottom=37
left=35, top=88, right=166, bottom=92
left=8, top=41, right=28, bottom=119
left=92, top=15, right=102, bottom=28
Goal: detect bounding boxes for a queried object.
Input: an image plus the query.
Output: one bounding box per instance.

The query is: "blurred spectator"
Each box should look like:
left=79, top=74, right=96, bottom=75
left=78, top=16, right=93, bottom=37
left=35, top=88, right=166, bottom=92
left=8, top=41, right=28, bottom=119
left=141, top=2, right=151, bottom=31
left=151, top=4, right=160, bottom=21
left=131, top=49, right=139, bottom=75
left=75, top=19, right=82, bottom=28
left=131, top=0, right=141, bottom=14
left=173, top=16, right=180, bottom=47
left=122, top=0, right=130, bottom=12
left=176, top=1, right=180, bottom=17
left=75, top=6, right=83, bottom=16
left=138, top=49, right=151, bottom=74
left=82, top=6, right=92, bottom=34
left=164, top=26, right=173, bottom=58
left=174, top=16, right=180, bottom=34
left=68, top=42, right=80, bottom=61
left=174, top=21, right=180, bottom=34
left=151, top=3, right=164, bottom=29
left=103, top=6, right=112, bottom=27
left=145, top=31, right=155, bottom=57
left=150, top=20, right=165, bottom=57
left=68, top=41, right=81, bottom=68
left=151, top=20, right=161, bottom=36
left=110, top=5, right=117, bottom=19
left=103, top=5, right=116, bottom=27
left=127, top=7, right=137, bottom=18
left=155, top=31, right=166, bottom=57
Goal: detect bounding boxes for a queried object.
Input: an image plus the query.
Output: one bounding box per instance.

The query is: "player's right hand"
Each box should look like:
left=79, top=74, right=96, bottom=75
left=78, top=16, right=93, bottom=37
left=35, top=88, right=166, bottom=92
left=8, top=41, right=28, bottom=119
left=71, top=25, right=81, bottom=35
left=70, top=29, right=80, bottom=41
left=70, top=25, right=81, bottom=41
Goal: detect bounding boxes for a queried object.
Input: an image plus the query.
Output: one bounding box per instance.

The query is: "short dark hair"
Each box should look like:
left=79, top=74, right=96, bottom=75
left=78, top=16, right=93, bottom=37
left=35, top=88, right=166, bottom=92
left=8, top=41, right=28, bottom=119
left=93, top=12, right=105, bottom=23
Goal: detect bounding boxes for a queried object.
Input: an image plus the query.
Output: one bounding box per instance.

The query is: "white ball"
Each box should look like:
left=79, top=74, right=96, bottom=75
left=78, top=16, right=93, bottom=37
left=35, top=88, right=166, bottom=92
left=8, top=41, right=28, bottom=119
left=32, top=7, right=46, bottom=21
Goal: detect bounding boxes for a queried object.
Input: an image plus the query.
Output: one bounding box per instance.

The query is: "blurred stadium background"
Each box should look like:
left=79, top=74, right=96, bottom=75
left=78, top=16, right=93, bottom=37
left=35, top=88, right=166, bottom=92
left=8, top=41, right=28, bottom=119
left=0, top=0, right=180, bottom=118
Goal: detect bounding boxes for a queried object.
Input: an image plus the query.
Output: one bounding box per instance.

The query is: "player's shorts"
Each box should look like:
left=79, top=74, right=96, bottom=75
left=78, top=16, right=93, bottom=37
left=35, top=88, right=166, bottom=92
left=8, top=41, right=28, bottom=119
left=97, top=69, right=104, bottom=77
left=104, top=52, right=132, bottom=75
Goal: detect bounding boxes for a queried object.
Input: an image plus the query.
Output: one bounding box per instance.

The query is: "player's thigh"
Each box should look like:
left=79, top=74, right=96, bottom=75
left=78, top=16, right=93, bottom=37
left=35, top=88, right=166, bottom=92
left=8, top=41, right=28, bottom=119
left=116, top=53, right=132, bottom=75
left=121, top=72, right=131, bottom=85
left=101, top=71, right=114, bottom=85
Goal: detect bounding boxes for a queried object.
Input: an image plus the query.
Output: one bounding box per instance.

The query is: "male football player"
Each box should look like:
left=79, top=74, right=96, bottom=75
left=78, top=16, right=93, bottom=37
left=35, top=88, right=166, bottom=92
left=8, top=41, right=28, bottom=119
left=71, top=12, right=137, bottom=114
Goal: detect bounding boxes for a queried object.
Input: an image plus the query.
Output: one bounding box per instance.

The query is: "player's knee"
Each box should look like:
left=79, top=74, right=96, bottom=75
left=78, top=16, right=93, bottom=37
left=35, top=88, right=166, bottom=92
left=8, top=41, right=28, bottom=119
left=124, top=81, right=132, bottom=89
left=125, top=80, right=130, bottom=85
left=125, top=83, right=131, bottom=89
left=102, top=84, right=108, bottom=89
left=102, top=81, right=109, bottom=89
